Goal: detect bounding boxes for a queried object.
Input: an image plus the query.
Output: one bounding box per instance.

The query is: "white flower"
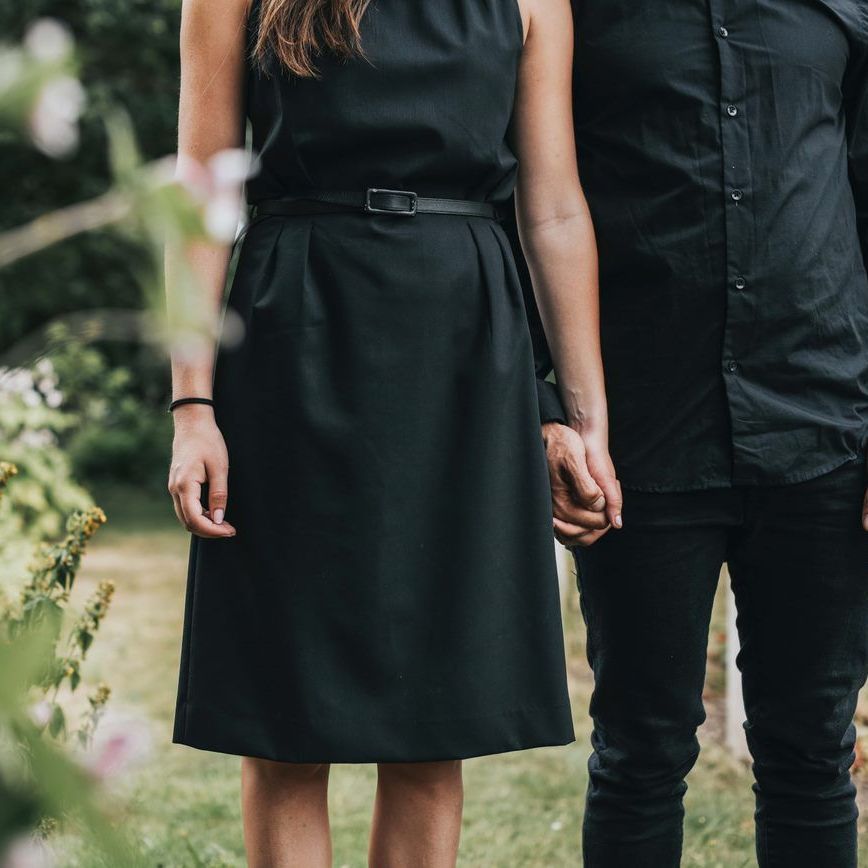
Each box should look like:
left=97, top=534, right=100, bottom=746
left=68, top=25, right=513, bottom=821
left=174, top=148, right=258, bottom=241
left=22, top=389, right=42, bottom=408
left=34, top=358, right=54, bottom=377
left=550, top=820, right=564, bottom=832
left=208, top=148, right=253, bottom=188
left=18, top=429, right=56, bottom=448
left=205, top=190, right=244, bottom=242
left=44, top=389, right=63, bottom=409
left=0, top=836, right=55, bottom=868
left=29, top=75, right=86, bottom=158
left=24, top=19, right=74, bottom=64
left=29, top=700, right=52, bottom=728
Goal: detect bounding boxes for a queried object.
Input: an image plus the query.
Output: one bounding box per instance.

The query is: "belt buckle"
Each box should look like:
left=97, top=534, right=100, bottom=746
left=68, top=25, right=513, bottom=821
left=365, top=188, right=418, bottom=217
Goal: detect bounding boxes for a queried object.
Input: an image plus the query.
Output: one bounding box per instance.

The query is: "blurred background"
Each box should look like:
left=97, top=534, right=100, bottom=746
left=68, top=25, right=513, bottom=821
left=1, top=3, right=868, bottom=866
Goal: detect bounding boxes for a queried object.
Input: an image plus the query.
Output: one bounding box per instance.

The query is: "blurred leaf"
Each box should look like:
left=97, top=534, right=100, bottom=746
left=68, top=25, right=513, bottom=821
left=47, top=703, right=64, bottom=738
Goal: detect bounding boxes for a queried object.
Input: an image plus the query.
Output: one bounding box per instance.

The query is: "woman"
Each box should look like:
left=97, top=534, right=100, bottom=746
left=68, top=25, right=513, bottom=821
left=167, top=0, right=616, bottom=863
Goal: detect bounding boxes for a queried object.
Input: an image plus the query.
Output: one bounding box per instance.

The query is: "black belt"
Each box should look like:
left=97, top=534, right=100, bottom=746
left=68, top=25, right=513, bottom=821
left=253, top=189, right=502, bottom=220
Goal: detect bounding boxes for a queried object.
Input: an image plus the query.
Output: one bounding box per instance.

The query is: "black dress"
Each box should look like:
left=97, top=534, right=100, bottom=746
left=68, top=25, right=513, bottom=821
left=172, top=0, right=574, bottom=763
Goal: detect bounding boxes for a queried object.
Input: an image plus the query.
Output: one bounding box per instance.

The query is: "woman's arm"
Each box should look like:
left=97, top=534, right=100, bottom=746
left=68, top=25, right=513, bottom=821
left=166, top=0, right=249, bottom=538
left=513, top=0, right=622, bottom=542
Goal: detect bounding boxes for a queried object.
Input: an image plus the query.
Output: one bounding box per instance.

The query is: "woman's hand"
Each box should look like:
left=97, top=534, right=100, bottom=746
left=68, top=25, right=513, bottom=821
left=168, top=405, right=236, bottom=538
left=544, top=422, right=622, bottom=548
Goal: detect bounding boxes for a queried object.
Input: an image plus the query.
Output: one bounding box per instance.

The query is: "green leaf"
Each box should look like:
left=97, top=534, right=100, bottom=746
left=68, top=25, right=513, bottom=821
left=48, top=703, right=65, bottom=739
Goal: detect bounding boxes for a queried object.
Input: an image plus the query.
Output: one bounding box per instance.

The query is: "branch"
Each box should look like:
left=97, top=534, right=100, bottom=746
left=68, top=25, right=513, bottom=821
left=0, top=190, right=132, bottom=268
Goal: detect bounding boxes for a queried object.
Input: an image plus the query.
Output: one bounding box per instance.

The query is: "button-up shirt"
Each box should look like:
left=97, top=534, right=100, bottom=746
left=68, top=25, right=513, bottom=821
left=525, top=0, right=868, bottom=491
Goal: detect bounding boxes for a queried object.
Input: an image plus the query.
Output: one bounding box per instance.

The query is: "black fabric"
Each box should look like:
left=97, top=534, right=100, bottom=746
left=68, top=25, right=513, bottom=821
left=574, top=459, right=868, bottom=868
left=172, top=0, right=575, bottom=763
left=517, top=0, right=868, bottom=489
left=501, top=205, right=568, bottom=425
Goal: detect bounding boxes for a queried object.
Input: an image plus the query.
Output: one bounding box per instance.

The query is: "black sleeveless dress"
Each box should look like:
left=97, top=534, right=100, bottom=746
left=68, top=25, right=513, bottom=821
left=172, top=0, right=574, bottom=763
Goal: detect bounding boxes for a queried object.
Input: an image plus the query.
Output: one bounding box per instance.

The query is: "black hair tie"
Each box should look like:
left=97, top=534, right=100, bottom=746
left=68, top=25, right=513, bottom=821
left=168, top=397, right=215, bottom=413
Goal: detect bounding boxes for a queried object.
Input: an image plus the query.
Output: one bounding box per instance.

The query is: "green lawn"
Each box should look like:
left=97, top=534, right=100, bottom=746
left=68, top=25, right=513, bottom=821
left=51, top=484, right=868, bottom=867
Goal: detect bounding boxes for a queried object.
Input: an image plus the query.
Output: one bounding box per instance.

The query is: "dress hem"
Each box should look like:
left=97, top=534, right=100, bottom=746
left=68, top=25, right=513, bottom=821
left=173, top=699, right=576, bottom=764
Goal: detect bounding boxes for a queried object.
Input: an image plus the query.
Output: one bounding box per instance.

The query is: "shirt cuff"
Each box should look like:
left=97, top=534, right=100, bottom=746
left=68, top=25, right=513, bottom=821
left=537, top=378, right=567, bottom=425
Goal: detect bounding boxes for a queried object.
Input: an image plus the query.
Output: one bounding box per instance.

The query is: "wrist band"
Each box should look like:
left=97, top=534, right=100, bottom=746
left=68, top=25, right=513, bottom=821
left=168, top=397, right=215, bottom=413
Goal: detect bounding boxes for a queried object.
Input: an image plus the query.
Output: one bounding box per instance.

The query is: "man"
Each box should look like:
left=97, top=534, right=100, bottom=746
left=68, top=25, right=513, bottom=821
left=523, top=2, right=868, bottom=866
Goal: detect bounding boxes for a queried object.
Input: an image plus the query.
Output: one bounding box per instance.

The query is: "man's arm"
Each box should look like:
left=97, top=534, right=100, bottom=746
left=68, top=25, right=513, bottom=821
left=846, top=37, right=868, bottom=271
left=844, top=34, right=868, bottom=531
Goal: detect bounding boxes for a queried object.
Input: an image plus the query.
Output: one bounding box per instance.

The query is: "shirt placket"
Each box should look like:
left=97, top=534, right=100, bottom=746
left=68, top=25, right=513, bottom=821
left=709, top=0, right=753, bottom=483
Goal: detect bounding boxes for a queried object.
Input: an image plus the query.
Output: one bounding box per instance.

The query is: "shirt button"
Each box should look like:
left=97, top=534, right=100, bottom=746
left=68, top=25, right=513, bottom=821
left=725, top=360, right=739, bottom=373
left=734, top=276, right=747, bottom=290
left=731, top=189, right=743, bottom=202
left=726, top=104, right=739, bottom=117
left=718, top=26, right=729, bottom=38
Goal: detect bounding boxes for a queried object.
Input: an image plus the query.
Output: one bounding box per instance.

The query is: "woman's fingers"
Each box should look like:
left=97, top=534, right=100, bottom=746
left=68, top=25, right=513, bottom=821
left=178, top=480, right=235, bottom=539
left=601, top=476, right=623, bottom=529
left=553, top=516, right=610, bottom=548
left=206, top=457, right=229, bottom=525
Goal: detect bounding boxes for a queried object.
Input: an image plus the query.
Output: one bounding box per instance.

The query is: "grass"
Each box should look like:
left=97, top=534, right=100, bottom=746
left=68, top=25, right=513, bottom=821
left=49, top=483, right=868, bottom=867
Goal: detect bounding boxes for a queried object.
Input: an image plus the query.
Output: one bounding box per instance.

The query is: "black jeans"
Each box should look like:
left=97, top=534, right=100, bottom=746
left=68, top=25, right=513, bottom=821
left=574, top=459, right=868, bottom=868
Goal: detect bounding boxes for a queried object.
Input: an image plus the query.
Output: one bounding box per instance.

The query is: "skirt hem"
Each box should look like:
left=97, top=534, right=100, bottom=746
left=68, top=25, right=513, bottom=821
left=173, top=699, right=576, bottom=764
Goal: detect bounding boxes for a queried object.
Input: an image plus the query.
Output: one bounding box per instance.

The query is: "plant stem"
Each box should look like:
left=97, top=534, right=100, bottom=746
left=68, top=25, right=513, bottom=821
left=0, top=190, right=132, bottom=268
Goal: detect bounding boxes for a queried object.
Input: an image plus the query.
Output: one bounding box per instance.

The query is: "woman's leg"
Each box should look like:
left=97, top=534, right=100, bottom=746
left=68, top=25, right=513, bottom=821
left=241, top=758, right=331, bottom=868
left=369, top=761, right=464, bottom=867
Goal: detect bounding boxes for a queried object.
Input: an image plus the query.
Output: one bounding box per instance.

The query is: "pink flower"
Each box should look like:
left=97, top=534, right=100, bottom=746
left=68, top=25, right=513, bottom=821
left=79, top=712, right=152, bottom=781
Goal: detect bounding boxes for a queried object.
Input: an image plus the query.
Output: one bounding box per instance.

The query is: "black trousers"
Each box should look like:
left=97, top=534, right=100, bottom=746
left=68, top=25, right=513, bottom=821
left=574, top=459, right=868, bottom=868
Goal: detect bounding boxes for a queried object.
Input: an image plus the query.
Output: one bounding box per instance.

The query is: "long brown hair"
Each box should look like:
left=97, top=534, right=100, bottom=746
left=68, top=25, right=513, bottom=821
left=253, top=0, right=372, bottom=78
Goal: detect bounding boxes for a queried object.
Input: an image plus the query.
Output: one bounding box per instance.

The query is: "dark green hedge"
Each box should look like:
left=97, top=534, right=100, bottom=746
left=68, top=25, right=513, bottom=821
left=0, top=2, right=183, bottom=489
left=0, top=0, right=182, bottom=351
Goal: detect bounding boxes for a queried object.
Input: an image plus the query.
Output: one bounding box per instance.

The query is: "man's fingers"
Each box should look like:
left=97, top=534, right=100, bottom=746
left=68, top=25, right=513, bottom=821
left=170, top=492, right=186, bottom=529
left=862, top=487, right=868, bottom=532
left=560, top=455, right=606, bottom=511
left=552, top=498, right=610, bottom=530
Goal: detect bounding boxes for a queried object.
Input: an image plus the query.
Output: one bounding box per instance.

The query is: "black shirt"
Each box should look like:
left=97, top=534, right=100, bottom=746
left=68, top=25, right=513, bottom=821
left=528, top=0, right=868, bottom=491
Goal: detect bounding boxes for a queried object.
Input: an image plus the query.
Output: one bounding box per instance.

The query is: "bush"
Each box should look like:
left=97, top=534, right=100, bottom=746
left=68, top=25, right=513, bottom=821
left=48, top=326, right=173, bottom=490
left=0, top=1, right=182, bottom=490
left=0, top=0, right=181, bottom=349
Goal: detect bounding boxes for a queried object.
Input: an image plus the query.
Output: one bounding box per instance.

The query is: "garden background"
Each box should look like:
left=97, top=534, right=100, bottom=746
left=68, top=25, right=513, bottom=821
left=2, top=2, right=868, bottom=866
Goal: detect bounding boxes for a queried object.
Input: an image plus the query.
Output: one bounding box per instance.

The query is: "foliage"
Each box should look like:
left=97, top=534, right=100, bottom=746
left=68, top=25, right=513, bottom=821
left=0, top=361, right=92, bottom=583
left=0, top=0, right=183, bottom=490
left=0, top=0, right=182, bottom=352
left=0, top=465, right=125, bottom=866
left=46, top=325, right=173, bottom=490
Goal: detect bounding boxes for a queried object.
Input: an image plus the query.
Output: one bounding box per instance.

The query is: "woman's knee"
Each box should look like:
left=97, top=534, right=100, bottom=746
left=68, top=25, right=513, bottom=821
left=377, top=760, right=463, bottom=794
left=243, top=757, right=330, bottom=789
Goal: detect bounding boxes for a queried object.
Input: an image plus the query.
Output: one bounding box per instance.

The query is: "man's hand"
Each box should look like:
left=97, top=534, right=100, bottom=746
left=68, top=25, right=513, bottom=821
left=863, top=454, right=868, bottom=531
left=543, top=422, right=623, bottom=548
